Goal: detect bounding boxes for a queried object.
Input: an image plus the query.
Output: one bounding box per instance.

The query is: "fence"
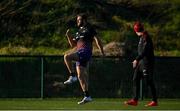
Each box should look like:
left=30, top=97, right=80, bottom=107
left=0, top=55, right=179, bottom=98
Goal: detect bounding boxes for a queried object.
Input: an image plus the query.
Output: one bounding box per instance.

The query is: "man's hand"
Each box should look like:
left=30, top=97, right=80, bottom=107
left=102, top=53, right=105, bottom=58
left=132, top=60, right=138, bottom=69
left=100, top=53, right=105, bottom=61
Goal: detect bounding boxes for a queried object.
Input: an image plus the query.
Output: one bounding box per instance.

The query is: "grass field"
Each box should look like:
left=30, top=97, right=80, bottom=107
left=0, top=98, right=180, bottom=110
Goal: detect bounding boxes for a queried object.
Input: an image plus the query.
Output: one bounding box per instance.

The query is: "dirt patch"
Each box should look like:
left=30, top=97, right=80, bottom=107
left=93, top=42, right=125, bottom=56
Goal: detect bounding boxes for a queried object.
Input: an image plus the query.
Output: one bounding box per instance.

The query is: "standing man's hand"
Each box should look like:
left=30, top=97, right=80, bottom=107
left=132, top=60, right=138, bottom=69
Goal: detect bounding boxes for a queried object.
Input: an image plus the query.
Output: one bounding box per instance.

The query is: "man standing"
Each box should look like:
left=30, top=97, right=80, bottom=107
left=124, top=21, right=158, bottom=106
left=64, top=13, right=105, bottom=104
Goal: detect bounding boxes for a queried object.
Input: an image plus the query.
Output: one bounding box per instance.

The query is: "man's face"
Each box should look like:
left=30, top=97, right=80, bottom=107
left=77, top=16, right=83, bottom=27
left=136, top=32, right=143, bottom=36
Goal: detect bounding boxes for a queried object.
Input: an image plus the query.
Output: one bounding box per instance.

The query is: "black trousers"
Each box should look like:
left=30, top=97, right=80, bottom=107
left=133, top=64, right=157, bottom=102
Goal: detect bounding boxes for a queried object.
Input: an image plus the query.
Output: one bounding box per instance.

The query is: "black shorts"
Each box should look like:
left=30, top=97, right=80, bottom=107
left=76, top=48, right=92, bottom=67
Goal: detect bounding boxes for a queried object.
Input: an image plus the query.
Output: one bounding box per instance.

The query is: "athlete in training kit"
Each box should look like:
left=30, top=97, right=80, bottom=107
left=124, top=21, right=158, bottom=107
left=64, top=13, right=105, bottom=104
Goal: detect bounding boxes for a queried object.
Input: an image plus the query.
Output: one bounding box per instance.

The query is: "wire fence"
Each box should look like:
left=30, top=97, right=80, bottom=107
left=0, top=55, right=180, bottom=98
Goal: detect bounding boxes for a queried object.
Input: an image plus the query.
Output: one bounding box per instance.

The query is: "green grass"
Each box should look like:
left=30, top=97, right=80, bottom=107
left=0, top=98, right=179, bottom=110
left=0, top=46, right=66, bottom=55
left=155, top=50, right=180, bottom=57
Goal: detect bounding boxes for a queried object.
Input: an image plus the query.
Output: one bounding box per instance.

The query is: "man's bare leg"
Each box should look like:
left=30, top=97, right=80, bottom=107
left=76, top=65, right=92, bottom=104
left=76, top=66, right=88, bottom=91
left=64, top=52, right=79, bottom=74
left=63, top=52, right=79, bottom=85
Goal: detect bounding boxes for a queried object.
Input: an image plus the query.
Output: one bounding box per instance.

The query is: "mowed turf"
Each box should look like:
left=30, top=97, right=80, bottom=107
left=0, top=98, right=180, bottom=110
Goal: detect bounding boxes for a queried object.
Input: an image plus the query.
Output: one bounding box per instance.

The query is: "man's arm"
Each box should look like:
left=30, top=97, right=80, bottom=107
left=133, top=38, right=150, bottom=68
left=94, top=36, right=105, bottom=56
left=66, top=29, right=76, bottom=47
left=135, top=39, right=149, bottom=61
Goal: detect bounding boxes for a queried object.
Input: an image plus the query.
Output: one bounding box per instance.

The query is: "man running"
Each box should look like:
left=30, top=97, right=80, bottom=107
left=64, top=13, right=105, bottom=104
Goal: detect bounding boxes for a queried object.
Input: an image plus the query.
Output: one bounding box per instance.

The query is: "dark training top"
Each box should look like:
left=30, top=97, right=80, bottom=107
left=136, top=31, right=155, bottom=68
left=73, top=23, right=97, bottom=50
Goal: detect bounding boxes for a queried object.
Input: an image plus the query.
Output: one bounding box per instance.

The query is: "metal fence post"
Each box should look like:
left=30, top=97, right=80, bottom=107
left=140, top=79, right=143, bottom=100
left=41, top=57, right=44, bottom=99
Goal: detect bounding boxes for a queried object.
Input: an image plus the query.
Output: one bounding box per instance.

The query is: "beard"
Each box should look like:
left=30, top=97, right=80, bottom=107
left=77, top=21, right=84, bottom=27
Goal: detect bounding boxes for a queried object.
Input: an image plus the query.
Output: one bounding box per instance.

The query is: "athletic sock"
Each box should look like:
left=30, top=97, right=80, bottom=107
left=70, top=72, right=76, bottom=77
left=84, top=91, right=90, bottom=97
